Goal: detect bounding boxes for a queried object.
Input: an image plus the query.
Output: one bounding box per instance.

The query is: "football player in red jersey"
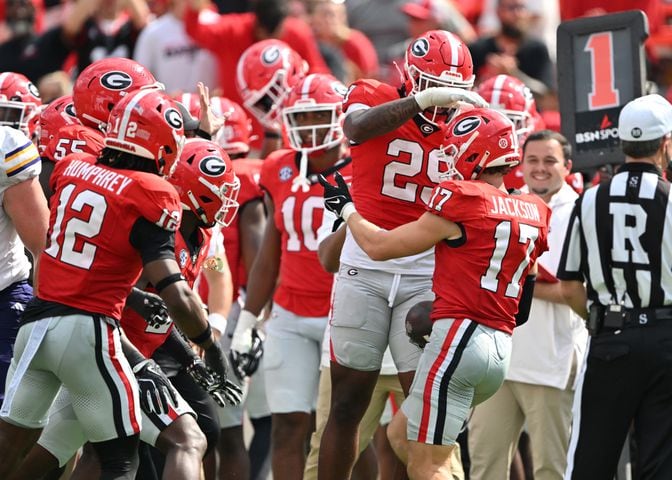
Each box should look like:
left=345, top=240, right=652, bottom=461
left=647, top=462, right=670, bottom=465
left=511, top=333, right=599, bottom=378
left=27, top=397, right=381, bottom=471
left=316, top=29, right=487, bottom=480
left=0, top=88, right=230, bottom=480
left=17, top=138, right=242, bottom=480
left=235, top=39, right=308, bottom=156
left=202, top=96, right=272, bottom=480
left=228, top=73, right=352, bottom=479
left=0, top=72, right=42, bottom=141
left=321, top=108, right=551, bottom=479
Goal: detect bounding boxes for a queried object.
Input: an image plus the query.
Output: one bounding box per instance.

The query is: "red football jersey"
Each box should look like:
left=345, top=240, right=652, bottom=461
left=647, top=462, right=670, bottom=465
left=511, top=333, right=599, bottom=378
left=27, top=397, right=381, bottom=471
left=122, top=228, right=213, bottom=358
left=344, top=78, right=449, bottom=230
left=427, top=180, right=550, bottom=334
left=223, top=158, right=263, bottom=300
left=260, top=150, right=351, bottom=317
left=38, top=154, right=182, bottom=320
left=41, top=124, right=105, bottom=163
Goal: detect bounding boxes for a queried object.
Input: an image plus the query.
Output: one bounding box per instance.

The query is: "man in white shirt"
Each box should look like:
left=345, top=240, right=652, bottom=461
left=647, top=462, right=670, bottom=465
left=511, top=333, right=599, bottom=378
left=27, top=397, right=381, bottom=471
left=134, top=0, right=218, bottom=94
left=468, top=130, right=588, bottom=480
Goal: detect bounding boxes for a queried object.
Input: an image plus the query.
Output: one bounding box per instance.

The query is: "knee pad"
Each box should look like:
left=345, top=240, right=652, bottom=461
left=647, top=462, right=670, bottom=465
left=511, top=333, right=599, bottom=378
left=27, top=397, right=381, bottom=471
left=91, top=434, right=140, bottom=480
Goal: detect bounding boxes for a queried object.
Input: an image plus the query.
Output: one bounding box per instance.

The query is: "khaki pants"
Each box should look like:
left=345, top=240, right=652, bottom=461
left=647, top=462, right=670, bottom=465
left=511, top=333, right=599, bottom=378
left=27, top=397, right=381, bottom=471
left=303, top=368, right=405, bottom=480
left=468, top=380, right=574, bottom=480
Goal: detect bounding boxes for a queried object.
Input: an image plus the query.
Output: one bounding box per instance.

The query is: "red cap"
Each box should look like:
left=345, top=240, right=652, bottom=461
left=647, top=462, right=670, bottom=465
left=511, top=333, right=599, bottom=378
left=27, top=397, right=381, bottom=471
left=401, top=0, right=434, bottom=21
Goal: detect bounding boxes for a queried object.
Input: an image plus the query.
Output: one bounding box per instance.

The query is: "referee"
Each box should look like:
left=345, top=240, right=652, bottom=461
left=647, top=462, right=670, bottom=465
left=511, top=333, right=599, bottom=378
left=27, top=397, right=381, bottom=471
left=557, top=94, right=672, bottom=480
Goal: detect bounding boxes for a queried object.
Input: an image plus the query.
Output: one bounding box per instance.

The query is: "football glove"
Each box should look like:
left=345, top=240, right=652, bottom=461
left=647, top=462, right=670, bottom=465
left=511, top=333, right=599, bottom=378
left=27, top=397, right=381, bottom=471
left=127, top=288, right=169, bottom=328
left=319, top=172, right=356, bottom=221
left=414, top=87, right=488, bottom=111
left=405, top=301, right=433, bottom=349
left=230, top=309, right=264, bottom=380
left=186, top=358, right=243, bottom=407
left=133, top=359, right=178, bottom=416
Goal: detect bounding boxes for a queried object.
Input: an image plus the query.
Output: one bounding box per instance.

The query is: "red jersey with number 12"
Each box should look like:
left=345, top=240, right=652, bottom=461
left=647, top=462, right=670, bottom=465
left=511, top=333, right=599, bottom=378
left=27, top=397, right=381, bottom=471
left=427, top=180, right=550, bottom=334
left=38, top=154, right=182, bottom=320
left=344, top=78, right=449, bottom=230
left=260, top=150, right=351, bottom=317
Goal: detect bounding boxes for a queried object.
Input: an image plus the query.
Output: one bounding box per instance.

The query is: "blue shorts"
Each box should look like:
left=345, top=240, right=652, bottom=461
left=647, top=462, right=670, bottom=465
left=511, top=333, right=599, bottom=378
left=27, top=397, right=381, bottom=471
left=0, top=280, right=33, bottom=401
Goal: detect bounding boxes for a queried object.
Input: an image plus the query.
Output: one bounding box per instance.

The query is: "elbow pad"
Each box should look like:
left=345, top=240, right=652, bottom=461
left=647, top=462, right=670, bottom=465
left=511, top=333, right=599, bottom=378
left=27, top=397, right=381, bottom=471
left=515, top=275, right=536, bottom=328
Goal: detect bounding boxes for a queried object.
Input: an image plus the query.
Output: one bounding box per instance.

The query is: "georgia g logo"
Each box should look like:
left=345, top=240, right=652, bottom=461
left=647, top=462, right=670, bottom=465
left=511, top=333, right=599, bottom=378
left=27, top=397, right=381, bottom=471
left=100, top=71, right=133, bottom=90
left=452, top=116, right=481, bottom=136
left=64, top=103, right=77, bottom=118
left=164, top=108, right=183, bottom=130
left=199, top=156, right=228, bottom=177
left=261, top=46, right=281, bottom=65
left=27, top=82, right=41, bottom=99
left=410, top=38, right=430, bottom=58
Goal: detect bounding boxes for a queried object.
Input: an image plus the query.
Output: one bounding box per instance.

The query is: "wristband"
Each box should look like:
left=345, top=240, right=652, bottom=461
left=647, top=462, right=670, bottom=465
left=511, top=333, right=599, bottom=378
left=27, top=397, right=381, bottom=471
left=132, top=359, right=151, bottom=374
left=208, top=312, right=227, bottom=334
left=342, top=203, right=357, bottom=223
left=264, top=131, right=281, bottom=139
left=189, top=324, right=213, bottom=346
left=195, top=128, right=212, bottom=140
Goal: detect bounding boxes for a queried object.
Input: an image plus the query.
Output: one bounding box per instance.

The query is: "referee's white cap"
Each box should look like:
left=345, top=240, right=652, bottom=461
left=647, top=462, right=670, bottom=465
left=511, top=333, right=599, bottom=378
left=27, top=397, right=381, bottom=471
left=619, top=94, right=672, bottom=141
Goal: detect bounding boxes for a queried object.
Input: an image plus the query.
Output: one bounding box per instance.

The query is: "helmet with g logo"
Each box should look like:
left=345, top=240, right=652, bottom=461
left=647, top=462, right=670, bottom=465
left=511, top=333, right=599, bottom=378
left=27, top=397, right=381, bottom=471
left=169, top=138, right=240, bottom=227
left=74, top=57, right=161, bottom=129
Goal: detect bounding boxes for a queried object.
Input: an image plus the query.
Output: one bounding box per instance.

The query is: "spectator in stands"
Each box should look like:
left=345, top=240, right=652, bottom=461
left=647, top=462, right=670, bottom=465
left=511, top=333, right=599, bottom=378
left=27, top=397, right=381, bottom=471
left=185, top=0, right=328, bottom=104
left=0, top=0, right=70, bottom=83
left=36, top=71, right=73, bottom=103
left=134, top=0, right=218, bottom=93
left=309, top=0, right=379, bottom=81
left=62, top=0, right=150, bottom=74
left=468, top=0, right=554, bottom=96
left=401, top=0, right=476, bottom=44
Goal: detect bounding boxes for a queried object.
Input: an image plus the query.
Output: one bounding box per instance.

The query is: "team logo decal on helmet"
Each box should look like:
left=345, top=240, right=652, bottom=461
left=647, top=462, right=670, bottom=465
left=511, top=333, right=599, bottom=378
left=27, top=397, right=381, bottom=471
left=332, top=82, right=349, bottom=96
left=410, top=38, right=430, bottom=58
left=164, top=108, right=183, bottom=129
left=100, top=71, right=134, bottom=90
left=261, top=46, right=281, bottom=65
left=453, top=116, right=481, bottom=136
left=65, top=103, right=77, bottom=117
left=199, top=156, right=228, bottom=177
left=27, top=82, right=40, bottom=99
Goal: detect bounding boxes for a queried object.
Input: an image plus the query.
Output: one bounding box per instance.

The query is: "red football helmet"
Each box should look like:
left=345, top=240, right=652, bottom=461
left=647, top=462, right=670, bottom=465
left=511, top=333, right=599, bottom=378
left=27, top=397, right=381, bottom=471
left=405, top=30, right=475, bottom=94
left=441, top=108, right=520, bottom=181
left=0, top=72, right=42, bottom=137
left=37, top=95, right=80, bottom=155
left=210, top=96, right=253, bottom=156
left=104, top=88, right=185, bottom=176
left=74, top=57, right=161, bottom=129
left=282, top=73, right=346, bottom=153
left=169, top=138, right=240, bottom=227
left=477, top=75, right=538, bottom=143
left=236, top=39, right=308, bottom=131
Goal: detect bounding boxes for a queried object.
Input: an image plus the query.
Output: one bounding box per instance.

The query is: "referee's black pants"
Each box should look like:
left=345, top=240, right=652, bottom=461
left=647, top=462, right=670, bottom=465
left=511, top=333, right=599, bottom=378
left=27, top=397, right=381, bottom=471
left=566, top=322, right=672, bottom=480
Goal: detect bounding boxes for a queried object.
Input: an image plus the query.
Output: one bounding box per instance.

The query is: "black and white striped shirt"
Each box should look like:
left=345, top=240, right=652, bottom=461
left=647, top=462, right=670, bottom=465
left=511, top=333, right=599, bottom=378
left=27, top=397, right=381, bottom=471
left=557, top=162, right=672, bottom=309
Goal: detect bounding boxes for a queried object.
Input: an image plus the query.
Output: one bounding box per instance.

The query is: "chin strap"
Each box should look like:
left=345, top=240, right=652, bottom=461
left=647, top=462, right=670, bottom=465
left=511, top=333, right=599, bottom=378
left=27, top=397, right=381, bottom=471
left=291, top=150, right=311, bottom=193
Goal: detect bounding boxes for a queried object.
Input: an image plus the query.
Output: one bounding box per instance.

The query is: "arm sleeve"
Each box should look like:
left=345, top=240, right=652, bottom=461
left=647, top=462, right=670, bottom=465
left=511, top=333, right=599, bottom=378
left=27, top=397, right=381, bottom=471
left=184, top=7, right=240, bottom=52
left=129, top=217, right=176, bottom=264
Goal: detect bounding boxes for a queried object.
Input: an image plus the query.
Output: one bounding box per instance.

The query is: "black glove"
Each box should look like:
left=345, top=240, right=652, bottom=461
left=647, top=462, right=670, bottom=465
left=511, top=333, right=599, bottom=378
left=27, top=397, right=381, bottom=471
left=229, top=328, right=264, bottom=380
left=186, top=358, right=243, bottom=407
left=405, top=301, right=433, bottom=349
left=203, top=341, right=228, bottom=381
left=319, top=172, right=353, bottom=218
left=133, top=359, right=178, bottom=415
left=127, top=288, right=169, bottom=328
